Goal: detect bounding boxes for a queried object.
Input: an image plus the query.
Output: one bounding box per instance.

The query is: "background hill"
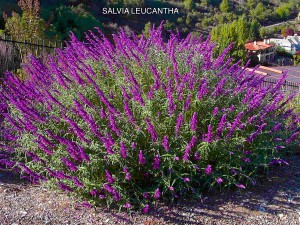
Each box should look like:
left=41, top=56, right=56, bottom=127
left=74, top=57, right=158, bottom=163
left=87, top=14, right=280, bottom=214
left=1, top=0, right=299, bottom=40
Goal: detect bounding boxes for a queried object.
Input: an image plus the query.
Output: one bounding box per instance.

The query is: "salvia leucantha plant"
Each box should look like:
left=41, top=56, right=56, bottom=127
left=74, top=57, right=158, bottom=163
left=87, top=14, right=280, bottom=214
left=0, top=23, right=299, bottom=212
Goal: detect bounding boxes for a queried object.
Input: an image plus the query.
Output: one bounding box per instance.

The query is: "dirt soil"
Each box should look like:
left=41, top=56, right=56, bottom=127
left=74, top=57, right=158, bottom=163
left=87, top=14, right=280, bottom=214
left=0, top=155, right=299, bottom=225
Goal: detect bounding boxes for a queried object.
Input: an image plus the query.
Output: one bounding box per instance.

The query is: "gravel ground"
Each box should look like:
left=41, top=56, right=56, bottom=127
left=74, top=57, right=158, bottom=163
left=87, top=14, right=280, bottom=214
left=0, top=155, right=299, bottom=225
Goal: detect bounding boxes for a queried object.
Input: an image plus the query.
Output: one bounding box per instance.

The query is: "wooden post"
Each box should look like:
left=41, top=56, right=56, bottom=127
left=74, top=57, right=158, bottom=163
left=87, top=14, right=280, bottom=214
left=37, top=39, right=40, bottom=56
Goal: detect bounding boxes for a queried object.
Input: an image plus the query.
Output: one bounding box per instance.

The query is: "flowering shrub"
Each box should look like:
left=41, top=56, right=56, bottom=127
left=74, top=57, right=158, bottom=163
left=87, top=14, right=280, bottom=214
left=0, top=24, right=299, bottom=211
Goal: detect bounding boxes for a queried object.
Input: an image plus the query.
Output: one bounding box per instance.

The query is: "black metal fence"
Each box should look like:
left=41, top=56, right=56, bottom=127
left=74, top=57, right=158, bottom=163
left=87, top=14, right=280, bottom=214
left=0, top=35, right=62, bottom=78
left=261, top=77, right=299, bottom=93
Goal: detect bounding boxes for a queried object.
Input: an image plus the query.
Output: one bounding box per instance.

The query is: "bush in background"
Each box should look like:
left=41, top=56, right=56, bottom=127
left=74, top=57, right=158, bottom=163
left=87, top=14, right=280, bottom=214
left=43, top=4, right=101, bottom=41
left=0, top=24, right=299, bottom=211
left=3, top=0, right=47, bottom=42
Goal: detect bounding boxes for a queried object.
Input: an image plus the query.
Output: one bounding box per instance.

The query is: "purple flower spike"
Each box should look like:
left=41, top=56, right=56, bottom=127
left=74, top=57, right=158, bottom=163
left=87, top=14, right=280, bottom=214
left=194, top=152, right=201, bottom=161
left=143, top=192, right=150, bottom=199
left=108, top=114, right=120, bottom=136
left=183, top=135, right=197, bottom=161
left=184, top=94, right=191, bottom=111
left=197, top=76, right=209, bottom=99
left=168, top=95, right=176, bottom=115
left=125, top=203, right=131, bottom=209
left=146, top=118, right=157, bottom=141
left=72, top=177, right=84, bottom=188
left=230, top=168, right=237, bottom=175
left=132, top=142, right=137, bottom=149
left=90, top=189, right=98, bottom=196
left=105, top=170, right=115, bottom=183
left=175, top=113, right=184, bottom=136
left=216, top=178, right=223, bottom=184
left=81, top=201, right=93, bottom=208
left=183, top=177, right=190, bottom=182
left=154, top=188, right=161, bottom=199
left=226, top=112, right=243, bottom=140
left=123, top=100, right=135, bottom=124
left=138, top=150, right=146, bottom=165
left=236, top=184, right=246, bottom=189
left=212, top=107, right=219, bottom=116
left=190, top=112, right=197, bottom=131
left=61, top=158, right=78, bottom=171
left=162, top=135, right=169, bottom=151
left=120, top=142, right=127, bottom=158
left=204, top=124, right=213, bottom=143
left=123, top=167, right=131, bottom=180
left=153, top=155, right=160, bottom=169
left=142, top=204, right=150, bottom=214
left=286, top=132, right=299, bottom=144
left=205, top=165, right=212, bottom=175
left=59, top=182, right=73, bottom=192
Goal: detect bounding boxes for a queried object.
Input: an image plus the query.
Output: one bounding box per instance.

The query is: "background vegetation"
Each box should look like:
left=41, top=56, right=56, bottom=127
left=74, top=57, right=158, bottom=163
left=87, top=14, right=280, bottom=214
left=1, top=0, right=299, bottom=64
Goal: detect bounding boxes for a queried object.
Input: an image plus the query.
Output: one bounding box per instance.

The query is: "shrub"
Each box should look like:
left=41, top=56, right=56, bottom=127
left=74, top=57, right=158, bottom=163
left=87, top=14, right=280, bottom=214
left=275, top=3, right=292, bottom=20
left=3, top=0, right=43, bottom=39
left=183, top=0, right=195, bottom=11
left=219, top=0, right=229, bottom=13
left=1, top=24, right=299, bottom=211
left=45, top=4, right=101, bottom=41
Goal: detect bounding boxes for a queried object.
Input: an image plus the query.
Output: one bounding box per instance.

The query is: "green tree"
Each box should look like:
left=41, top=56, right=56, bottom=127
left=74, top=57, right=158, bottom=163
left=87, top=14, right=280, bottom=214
left=211, top=17, right=248, bottom=63
left=281, top=27, right=287, bottom=37
left=249, top=19, right=260, bottom=40
left=246, top=0, right=257, bottom=10
left=275, top=3, right=292, bottom=19
left=250, top=2, right=266, bottom=21
left=183, top=0, right=195, bottom=11
left=219, top=0, right=230, bottom=13
left=259, top=27, right=267, bottom=38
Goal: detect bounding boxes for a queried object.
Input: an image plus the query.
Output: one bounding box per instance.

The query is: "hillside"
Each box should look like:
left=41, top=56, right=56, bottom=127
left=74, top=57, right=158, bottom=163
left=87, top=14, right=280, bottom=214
left=1, top=0, right=299, bottom=40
